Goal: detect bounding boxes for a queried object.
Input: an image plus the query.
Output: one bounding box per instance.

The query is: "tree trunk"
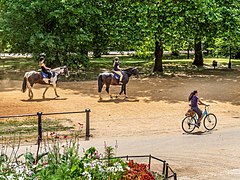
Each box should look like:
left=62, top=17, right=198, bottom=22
left=54, top=51, right=61, bottom=66
left=153, top=40, right=163, bottom=72
left=193, top=39, right=203, bottom=66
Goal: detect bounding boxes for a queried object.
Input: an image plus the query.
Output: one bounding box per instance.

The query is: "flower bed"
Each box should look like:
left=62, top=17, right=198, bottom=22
left=0, top=139, right=162, bottom=179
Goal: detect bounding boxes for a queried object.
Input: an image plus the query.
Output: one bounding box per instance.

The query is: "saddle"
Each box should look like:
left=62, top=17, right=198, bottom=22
left=112, top=71, right=123, bottom=80
left=113, top=72, right=120, bottom=80
left=41, top=71, right=55, bottom=79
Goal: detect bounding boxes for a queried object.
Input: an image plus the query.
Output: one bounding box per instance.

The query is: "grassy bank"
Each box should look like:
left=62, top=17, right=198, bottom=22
left=1, top=55, right=240, bottom=81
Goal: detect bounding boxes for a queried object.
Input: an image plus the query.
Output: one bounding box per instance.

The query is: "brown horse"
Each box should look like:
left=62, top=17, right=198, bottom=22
left=97, top=67, right=139, bottom=100
left=22, top=66, right=69, bottom=99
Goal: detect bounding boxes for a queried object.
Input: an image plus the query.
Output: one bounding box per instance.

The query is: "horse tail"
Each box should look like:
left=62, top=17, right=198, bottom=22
left=98, top=74, right=103, bottom=93
left=22, top=74, right=27, bottom=93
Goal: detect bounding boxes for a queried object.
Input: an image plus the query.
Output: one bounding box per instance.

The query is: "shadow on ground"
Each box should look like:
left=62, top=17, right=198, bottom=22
left=21, top=97, right=68, bottom=102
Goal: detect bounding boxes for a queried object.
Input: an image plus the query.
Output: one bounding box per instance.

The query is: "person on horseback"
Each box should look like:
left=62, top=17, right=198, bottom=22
left=113, top=57, right=123, bottom=85
left=188, top=90, right=208, bottom=127
left=39, top=53, right=52, bottom=83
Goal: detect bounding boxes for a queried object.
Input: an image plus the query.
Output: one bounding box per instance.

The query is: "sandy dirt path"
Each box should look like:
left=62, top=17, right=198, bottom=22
left=0, top=75, right=240, bottom=179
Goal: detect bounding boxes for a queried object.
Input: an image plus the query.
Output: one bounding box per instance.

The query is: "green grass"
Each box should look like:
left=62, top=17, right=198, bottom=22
left=0, top=118, right=73, bottom=136
left=1, top=55, right=240, bottom=81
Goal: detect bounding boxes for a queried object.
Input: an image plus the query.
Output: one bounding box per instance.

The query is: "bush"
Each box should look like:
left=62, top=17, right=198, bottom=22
left=0, top=137, right=162, bottom=179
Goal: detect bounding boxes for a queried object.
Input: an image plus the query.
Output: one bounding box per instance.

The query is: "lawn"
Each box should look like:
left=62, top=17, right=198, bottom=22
left=1, top=54, right=240, bottom=81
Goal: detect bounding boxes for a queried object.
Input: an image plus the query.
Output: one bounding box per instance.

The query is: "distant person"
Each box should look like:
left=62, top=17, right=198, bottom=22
left=39, top=53, right=52, bottom=81
left=188, top=90, right=208, bottom=127
left=113, top=57, right=123, bottom=84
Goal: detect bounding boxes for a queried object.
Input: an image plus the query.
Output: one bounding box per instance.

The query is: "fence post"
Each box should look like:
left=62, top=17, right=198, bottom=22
left=85, top=109, right=91, bottom=140
left=165, top=163, right=169, bottom=180
left=37, top=112, right=43, bottom=141
left=148, top=154, right=151, bottom=170
left=162, top=160, right=166, bottom=176
left=35, top=112, right=42, bottom=164
left=174, top=172, right=177, bottom=180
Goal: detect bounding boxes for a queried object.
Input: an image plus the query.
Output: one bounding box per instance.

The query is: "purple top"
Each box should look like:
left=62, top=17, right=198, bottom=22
left=113, top=61, right=120, bottom=71
left=191, top=95, right=198, bottom=108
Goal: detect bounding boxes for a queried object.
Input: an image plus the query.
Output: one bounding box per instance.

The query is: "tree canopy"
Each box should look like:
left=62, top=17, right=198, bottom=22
left=0, top=0, right=240, bottom=70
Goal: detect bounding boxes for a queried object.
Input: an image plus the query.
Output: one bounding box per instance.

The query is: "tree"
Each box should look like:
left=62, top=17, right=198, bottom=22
left=112, top=0, right=183, bottom=73
left=0, top=0, right=99, bottom=67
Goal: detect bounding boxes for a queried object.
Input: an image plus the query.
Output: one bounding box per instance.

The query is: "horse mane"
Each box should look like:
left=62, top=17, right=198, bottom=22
left=52, top=66, right=66, bottom=71
left=123, top=67, right=134, bottom=72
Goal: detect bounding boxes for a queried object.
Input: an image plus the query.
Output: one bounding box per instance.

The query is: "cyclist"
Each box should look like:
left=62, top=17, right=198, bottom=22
left=188, top=90, right=208, bottom=127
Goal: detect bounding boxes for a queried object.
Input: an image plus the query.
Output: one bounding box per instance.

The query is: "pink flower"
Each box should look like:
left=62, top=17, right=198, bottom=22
left=78, top=123, right=84, bottom=128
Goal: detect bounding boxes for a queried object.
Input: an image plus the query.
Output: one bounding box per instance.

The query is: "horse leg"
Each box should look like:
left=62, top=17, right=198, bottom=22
left=106, top=85, right=113, bottom=99
left=124, top=85, right=128, bottom=99
left=43, top=87, right=49, bottom=99
left=27, top=84, right=33, bottom=100
left=98, top=85, right=103, bottom=100
left=28, top=88, right=32, bottom=99
left=53, top=83, right=60, bottom=98
left=116, top=85, right=124, bottom=98
left=30, top=88, right=34, bottom=99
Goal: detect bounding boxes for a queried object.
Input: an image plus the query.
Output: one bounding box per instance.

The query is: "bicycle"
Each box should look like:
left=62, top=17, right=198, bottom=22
left=182, top=105, right=217, bottom=134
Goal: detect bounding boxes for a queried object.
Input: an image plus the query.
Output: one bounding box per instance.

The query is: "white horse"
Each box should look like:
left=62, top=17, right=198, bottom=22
left=22, top=66, right=69, bottom=99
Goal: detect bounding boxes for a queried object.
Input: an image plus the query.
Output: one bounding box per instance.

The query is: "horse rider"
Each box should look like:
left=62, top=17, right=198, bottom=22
left=39, top=53, right=52, bottom=83
left=113, top=57, right=123, bottom=84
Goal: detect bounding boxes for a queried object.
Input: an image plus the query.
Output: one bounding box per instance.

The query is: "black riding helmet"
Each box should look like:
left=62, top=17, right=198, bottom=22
left=39, top=53, right=46, bottom=61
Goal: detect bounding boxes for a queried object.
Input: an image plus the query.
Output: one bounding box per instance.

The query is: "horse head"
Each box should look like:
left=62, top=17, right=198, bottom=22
left=126, top=67, right=139, bottom=78
left=60, top=66, right=70, bottom=77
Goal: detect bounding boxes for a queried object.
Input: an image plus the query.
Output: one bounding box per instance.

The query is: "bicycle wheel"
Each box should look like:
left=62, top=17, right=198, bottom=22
left=203, top=113, right=217, bottom=130
left=182, top=116, right=196, bottom=133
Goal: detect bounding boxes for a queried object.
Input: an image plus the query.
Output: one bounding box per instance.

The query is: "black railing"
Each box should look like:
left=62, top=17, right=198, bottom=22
left=0, top=109, right=91, bottom=163
left=0, top=109, right=91, bottom=141
left=106, top=155, right=177, bottom=180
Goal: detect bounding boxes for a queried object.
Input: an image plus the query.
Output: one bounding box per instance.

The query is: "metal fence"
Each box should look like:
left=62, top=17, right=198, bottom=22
left=0, top=109, right=91, bottom=163
left=0, top=109, right=91, bottom=142
left=107, top=155, right=177, bottom=180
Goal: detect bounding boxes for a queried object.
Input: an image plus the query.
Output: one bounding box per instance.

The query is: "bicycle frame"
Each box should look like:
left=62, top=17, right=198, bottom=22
left=193, top=105, right=209, bottom=120
left=202, top=105, right=209, bottom=117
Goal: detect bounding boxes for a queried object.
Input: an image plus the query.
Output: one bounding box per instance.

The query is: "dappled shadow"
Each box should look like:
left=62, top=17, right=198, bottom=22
left=21, top=97, right=68, bottom=102
left=98, top=98, right=139, bottom=104
left=58, top=72, right=240, bottom=106
left=1, top=66, right=240, bottom=106
left=182, top=131, right=209, bottom=136
left=183, top=128, right=218, bottom=136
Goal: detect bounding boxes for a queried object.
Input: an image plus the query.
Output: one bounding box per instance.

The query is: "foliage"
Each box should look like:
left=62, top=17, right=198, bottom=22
left=1, top=0, right=240, bottom=71
left=0, top=134, right=163, bottom=179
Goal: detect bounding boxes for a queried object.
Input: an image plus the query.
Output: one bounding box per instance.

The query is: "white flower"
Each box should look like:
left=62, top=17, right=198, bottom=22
left=18, top=176, right=24, bottom=180
left=7, top=174, right=14, bottom=180
left=82, top=171, right=92, bottom=180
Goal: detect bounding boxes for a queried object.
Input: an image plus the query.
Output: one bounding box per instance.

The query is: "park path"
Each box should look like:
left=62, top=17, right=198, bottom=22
left=78, top=127, right=240, bottom=180
left=1, top=77, right=240, bottom=179
left=15, top=126, right=240, bottom=180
